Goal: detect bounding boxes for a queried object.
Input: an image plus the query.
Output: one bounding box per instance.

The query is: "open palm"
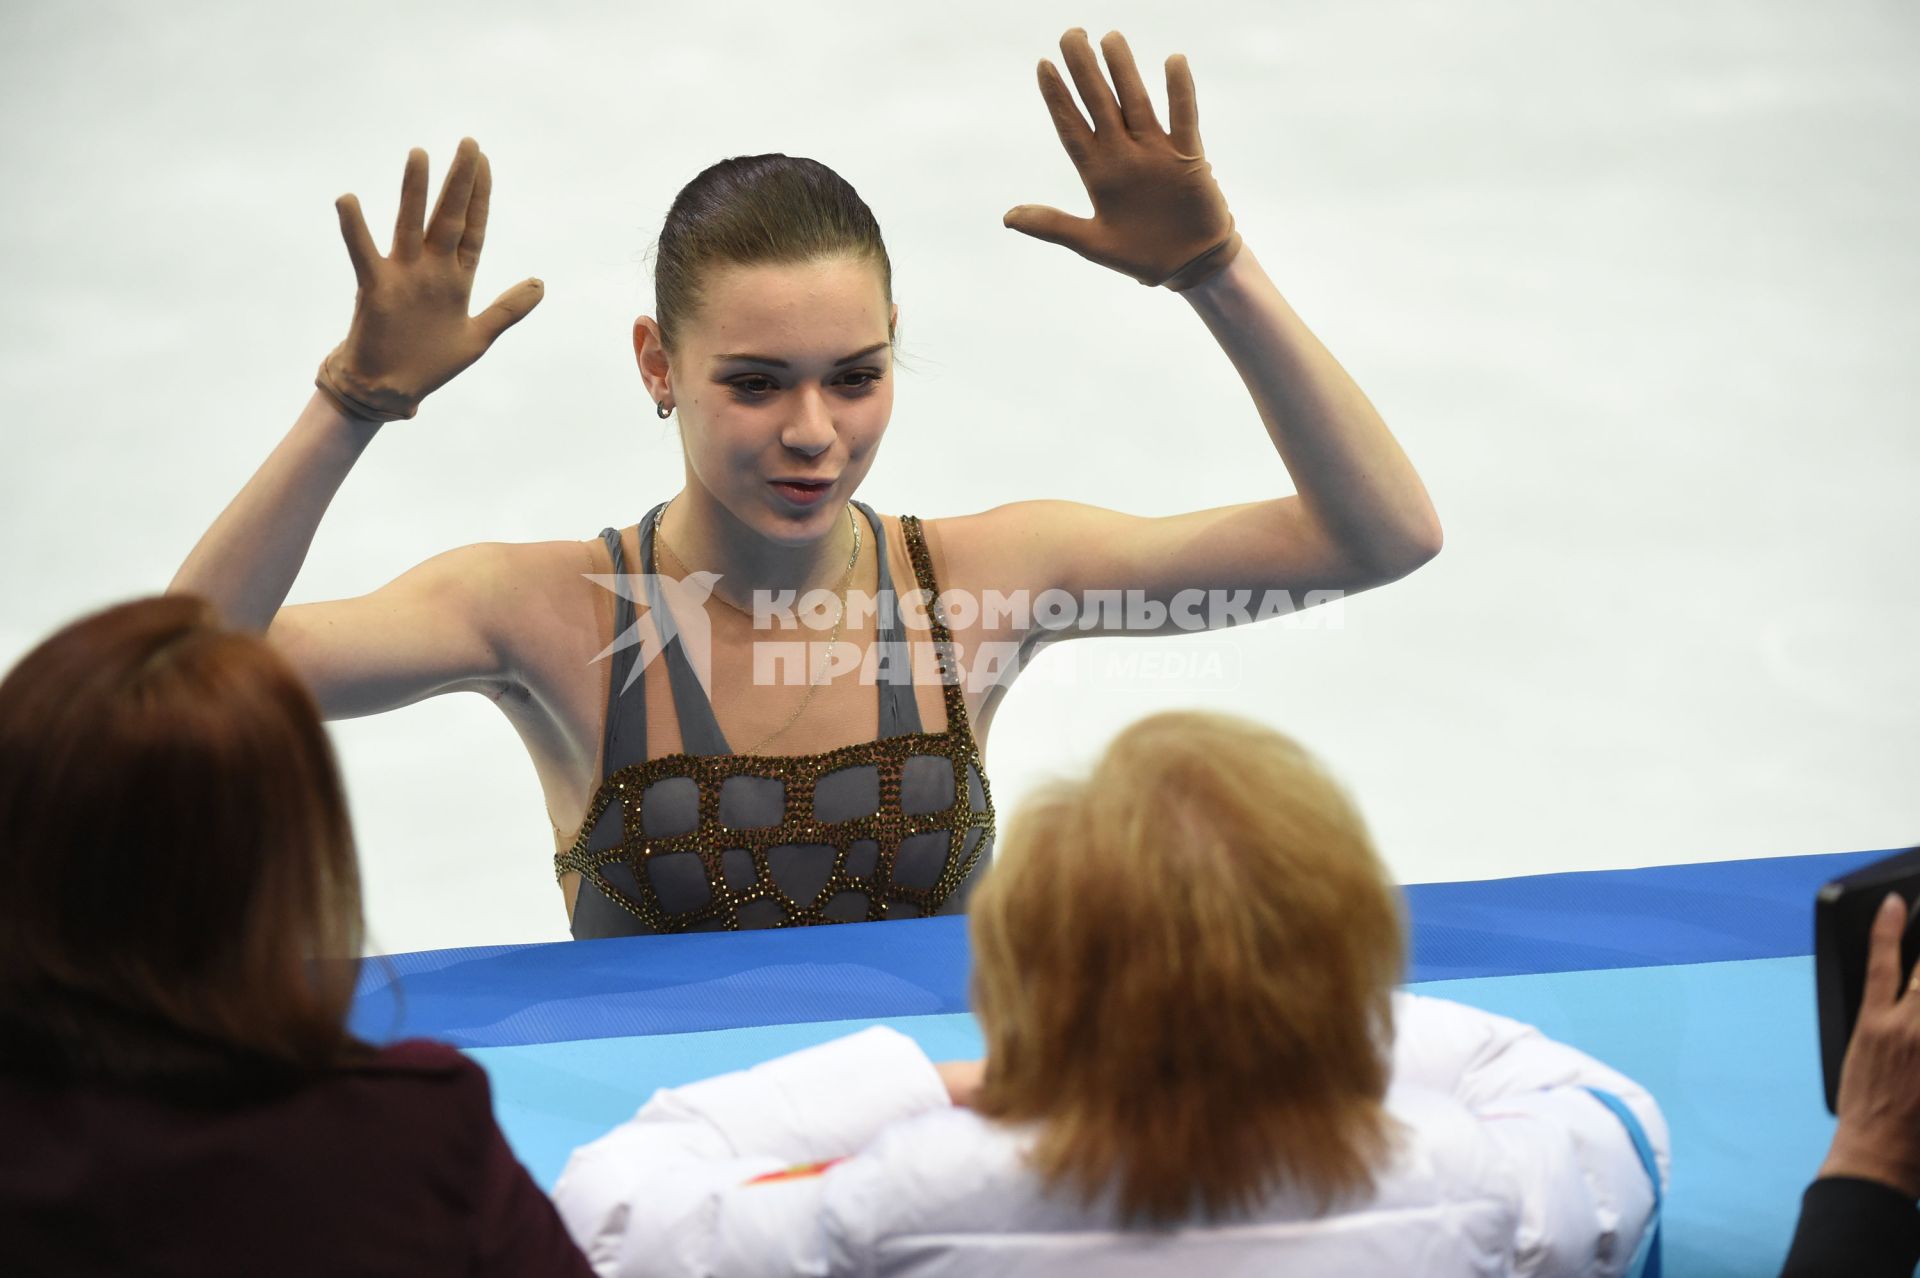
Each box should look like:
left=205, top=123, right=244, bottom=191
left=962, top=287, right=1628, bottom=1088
left=1003, top=28, right=1241, bottom=291
left=317, top=137, right=544, bottom=423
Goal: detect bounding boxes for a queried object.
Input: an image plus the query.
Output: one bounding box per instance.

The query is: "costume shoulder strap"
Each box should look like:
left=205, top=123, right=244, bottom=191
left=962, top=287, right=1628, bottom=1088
left=898, top=515, right=967, bottom=731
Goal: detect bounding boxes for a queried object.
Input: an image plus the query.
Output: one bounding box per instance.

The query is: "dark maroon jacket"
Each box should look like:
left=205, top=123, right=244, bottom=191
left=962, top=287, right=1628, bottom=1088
left=0, top=1038, right=593, bottom=1277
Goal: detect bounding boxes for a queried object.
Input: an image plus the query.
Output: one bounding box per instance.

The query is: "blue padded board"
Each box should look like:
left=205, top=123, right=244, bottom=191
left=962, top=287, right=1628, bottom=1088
left=353, top=848, right=1901, bottom=1278
left=351, top=848, right=1889, bottom=1047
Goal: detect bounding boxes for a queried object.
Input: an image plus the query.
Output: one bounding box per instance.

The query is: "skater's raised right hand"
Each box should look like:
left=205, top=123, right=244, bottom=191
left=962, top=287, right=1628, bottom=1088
left=315, top=137, right=544, bottom=423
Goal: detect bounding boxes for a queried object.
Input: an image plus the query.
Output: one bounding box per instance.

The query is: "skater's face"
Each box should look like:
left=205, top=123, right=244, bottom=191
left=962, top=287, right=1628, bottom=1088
left=637, top=256, right=897, bottom=548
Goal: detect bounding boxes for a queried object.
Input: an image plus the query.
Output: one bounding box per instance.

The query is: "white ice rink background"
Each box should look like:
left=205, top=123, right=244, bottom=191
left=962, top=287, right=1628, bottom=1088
left=0, top=0, right=1914, bottom=953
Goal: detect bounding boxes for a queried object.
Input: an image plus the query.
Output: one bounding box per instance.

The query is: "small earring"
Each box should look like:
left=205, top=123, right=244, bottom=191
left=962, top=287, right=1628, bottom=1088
left=655, top=400, right=673, bottom=419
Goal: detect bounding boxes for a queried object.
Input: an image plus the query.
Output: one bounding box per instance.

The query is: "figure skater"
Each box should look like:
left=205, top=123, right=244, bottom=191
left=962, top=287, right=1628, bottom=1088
left=171, top=29, right=1442, bottom=938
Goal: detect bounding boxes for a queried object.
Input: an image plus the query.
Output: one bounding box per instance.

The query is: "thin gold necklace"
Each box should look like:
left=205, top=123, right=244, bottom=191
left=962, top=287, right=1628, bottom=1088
left=651, top=499, right=861, bottom=754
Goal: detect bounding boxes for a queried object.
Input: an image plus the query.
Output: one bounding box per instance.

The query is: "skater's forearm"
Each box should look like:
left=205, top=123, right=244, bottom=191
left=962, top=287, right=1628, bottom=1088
left=1181, top=244, right=1442, bottom=581
left=168, top=389, right=383, bottom=632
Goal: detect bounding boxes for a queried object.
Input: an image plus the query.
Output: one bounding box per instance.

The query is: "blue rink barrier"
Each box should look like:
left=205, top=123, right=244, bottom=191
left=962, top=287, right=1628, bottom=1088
left=352, top=847, right=1898, bottom=1278
left=351, top=848, right=1886, bottom=1047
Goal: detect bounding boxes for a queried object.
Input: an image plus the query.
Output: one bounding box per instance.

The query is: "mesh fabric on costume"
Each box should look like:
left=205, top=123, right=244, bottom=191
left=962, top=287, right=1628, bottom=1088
left=554, top=502, right=995, bottom=937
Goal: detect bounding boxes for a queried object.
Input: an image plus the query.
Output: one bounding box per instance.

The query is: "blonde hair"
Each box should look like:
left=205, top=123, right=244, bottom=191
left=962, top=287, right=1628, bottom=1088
left=969, top=709, right=1406, bottom=1226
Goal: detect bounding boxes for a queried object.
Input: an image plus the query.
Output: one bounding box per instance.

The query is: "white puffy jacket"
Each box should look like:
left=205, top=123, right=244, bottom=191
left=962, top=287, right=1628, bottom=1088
left=552, top=993, right=1668, bottom=1277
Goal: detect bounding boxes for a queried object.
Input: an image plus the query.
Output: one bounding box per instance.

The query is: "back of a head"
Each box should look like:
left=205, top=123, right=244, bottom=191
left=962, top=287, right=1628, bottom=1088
left=0, top=594, right=364, bottom=1090
left=969, top=709, right=1406, bottom=1227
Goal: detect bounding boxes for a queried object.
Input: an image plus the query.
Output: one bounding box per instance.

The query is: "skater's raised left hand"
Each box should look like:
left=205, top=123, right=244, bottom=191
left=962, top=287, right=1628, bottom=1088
left=1003, top=28, right=1242, bottom=291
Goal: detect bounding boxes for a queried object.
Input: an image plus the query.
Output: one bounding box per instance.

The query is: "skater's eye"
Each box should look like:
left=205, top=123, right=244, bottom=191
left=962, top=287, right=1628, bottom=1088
left=725, top=372, right=884, bottom=401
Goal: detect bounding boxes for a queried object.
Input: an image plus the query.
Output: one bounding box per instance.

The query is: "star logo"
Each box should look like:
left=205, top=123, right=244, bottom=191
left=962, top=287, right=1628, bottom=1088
left=582, top=571, right=724, bottom=697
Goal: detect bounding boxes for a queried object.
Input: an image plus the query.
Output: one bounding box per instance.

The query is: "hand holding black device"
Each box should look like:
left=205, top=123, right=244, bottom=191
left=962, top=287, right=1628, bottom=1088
left=1779, top=870, right=1920, bottom=1278
left=1815, top=846, right=1920, bottom=1115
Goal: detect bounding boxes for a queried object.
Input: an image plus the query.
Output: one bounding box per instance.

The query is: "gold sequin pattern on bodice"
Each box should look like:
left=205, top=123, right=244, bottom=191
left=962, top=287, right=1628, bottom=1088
left=554, top=514, right=995, bottom=932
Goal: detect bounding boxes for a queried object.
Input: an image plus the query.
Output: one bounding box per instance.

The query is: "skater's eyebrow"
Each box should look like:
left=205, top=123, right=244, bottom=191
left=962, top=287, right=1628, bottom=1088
left=714, top=342, right=889, bottom=369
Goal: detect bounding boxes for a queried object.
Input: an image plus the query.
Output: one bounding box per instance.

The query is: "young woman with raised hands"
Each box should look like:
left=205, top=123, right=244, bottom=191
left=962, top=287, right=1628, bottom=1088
left=170, top=28, right=1442, bottom=939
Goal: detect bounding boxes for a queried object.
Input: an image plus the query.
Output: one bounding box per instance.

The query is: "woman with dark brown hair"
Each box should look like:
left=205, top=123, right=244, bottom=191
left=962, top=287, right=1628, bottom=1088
left=551, top=710, right=1668, bottom=1276
left=0, top=594, right=591, bottom=1276
left=168, top=27, right=1443, bottom=939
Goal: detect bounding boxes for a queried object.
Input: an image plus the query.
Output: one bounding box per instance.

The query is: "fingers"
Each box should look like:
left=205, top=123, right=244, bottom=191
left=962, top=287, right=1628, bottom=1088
left=473, top=277, right=546, bottom=347
left=1057, top=28, right=1123, bottom=135
left=1035, top=60, right=1094, bottom=165
left=1097, top=31, right=1162, bottom=134
left=394, top=147, right=428, bottom=261
left=333, top=193, right=381, bottom=290
left=425, top=137, right=481, bottom=256
left=1166, top=53, right=1202, bottom=155
left=1864, top=891, right=1908, bottom=1011
left=459, top=149, right=492, bottom=271
left=1002, top=203, right=1095, bottom=250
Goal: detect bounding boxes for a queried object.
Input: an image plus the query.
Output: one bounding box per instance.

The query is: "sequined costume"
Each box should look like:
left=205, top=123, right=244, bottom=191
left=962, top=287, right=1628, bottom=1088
left=555, top=499, right=995, bottom=938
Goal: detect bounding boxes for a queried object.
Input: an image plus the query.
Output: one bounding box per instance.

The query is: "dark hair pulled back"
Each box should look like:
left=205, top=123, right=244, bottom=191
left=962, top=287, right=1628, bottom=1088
left=651, top=154, right=902, bottom=363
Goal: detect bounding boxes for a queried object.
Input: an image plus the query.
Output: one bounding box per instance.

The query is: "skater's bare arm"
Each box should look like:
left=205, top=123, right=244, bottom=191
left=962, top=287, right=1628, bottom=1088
left=168, top=136, right=543, bottom=718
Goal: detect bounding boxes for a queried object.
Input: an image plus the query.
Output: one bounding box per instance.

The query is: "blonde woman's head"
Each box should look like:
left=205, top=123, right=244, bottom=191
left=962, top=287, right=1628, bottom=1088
left=969, top=709, right=1406, bottom=1226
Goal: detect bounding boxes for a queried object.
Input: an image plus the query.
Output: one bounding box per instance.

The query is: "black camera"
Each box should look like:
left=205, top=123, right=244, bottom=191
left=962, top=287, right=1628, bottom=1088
left=1815, top=846, right=1920, bottom=1114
